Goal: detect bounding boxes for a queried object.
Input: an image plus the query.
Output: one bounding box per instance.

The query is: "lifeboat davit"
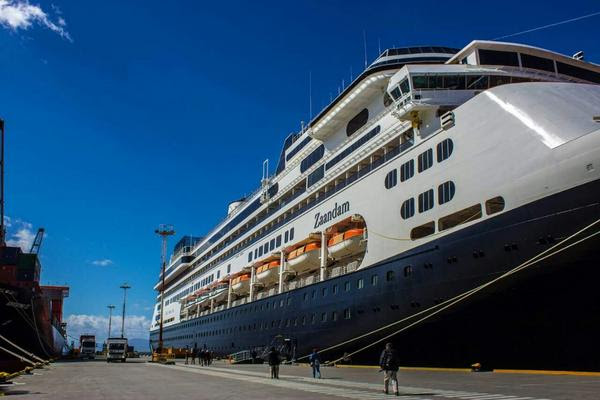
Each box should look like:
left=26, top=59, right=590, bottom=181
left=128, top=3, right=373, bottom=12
left=231, top=274, right=250, bottom=294
left=328, top=228, right=366, bottom=258
left=208, top=283, right=229, bottom=303
left=287, top=242, right=321, bottom=274
left=256, top=260, right=280, bottom=286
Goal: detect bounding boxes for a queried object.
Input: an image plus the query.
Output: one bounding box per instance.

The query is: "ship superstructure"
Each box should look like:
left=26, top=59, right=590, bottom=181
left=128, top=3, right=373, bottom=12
left=150, top=41, right=600, bottom=369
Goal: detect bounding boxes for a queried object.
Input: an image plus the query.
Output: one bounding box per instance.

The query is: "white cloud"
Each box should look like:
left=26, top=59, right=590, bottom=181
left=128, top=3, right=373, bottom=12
left=91, top=259, right=113, bottom=267
left=5, top=218, right=36, bottom=252
left=65, top=314, right=151, bottom=343
left=0, top=0, right=72, bottom=41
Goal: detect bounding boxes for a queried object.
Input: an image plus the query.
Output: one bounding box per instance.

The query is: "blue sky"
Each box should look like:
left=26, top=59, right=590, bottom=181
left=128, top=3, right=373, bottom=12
left=1, top=0, right=599, bottom=341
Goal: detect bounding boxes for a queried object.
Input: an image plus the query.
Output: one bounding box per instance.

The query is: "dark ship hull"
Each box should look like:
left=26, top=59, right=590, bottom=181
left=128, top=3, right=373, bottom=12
left=150, top=178, right=600, bottom=371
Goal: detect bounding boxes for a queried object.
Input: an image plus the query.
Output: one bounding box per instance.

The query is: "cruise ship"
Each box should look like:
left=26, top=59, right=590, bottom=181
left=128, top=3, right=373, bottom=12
left=150, top=40, right=600, bottom=370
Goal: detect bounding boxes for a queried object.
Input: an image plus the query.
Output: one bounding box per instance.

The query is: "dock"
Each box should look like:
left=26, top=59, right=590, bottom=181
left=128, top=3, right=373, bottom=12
left=2, top=358, right=599, bottom=399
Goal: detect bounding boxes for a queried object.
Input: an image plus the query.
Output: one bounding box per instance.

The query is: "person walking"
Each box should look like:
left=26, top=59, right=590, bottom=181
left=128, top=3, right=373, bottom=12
left=184, top=346, right=190, bottom=365
left=379, top=342, right=400, bottom=396
left=309, top=348, right=321, bottom=379
left=267, top=347, right=281, bottom=379
left=191, top=344, right=197, bottom=365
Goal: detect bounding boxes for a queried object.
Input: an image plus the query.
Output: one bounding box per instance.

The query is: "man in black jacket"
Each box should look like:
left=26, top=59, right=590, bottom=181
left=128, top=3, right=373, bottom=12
left=267, top=347, right=281, bottom=379
left=379, top=342, right=400, bottom=395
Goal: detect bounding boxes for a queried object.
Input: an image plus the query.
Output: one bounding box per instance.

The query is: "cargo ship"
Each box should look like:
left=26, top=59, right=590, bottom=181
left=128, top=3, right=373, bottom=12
left=150, top=41, right=600, bottom=370
left=0, top=120, right=69, bottom=373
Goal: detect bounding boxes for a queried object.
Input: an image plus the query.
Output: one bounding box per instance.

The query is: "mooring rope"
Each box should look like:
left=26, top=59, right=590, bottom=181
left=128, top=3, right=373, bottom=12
left=0, top=333, right=46, bottom=364
left=296, top=217, right=600, bottom=363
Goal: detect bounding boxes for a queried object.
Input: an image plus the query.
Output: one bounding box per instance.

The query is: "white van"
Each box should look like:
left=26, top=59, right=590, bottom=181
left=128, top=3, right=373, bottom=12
left=106, top=338, right=128, bottom=363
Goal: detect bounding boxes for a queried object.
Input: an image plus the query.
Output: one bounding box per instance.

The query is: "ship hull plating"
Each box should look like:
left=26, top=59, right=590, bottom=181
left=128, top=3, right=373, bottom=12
left=150, top=178, right=600, bottom=370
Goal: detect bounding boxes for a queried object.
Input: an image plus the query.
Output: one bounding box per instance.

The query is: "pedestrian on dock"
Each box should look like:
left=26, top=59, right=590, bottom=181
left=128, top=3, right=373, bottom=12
left=379, top=342, right=400, bottom=396
left=185, top=345, right=190, bottom=365
left=191, top=344, right=197, bottom=365
left=267, top=346, right=281, bottom=379
left=309, top=348, right=321, bottom=379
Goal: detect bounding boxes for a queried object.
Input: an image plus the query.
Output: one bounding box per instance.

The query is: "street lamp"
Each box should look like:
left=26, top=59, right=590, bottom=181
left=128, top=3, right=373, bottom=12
left=107, top=305, right=115, bottom=338
left=155, top=224, right=175, bottom=354
left=119, top=283, right=131, bottom=338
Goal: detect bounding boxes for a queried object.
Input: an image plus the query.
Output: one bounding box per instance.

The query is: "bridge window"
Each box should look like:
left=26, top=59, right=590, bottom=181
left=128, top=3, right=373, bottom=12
left=411, top=221, right=435, bottom=240
left=466, top=75, right=489, bottom=90
left=478, top=49, right=519, bottom=67
left=418, top=149, right=433, bottom=172
left=346, top=108, right=369, bottom=137
left=418, top=189, right=434, bottom=213
left=436, top=139, right=454, bottom=162
left=400, top=159, right=414, bottom=182
left=438, top=181, right=456, bottom=205
left=485, top=196, right=505, bottom=215
left=521, top=54, right=555, bottom=73
left=401, top=198, right=415, bottom=219
left=384, top=169, right=398, bottom=189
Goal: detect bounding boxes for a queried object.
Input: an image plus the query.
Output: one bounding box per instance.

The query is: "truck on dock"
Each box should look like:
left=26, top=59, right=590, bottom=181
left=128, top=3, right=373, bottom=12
left=106, top=338, right=128, bottom=363
left=79, top=335, right=96, bottom=359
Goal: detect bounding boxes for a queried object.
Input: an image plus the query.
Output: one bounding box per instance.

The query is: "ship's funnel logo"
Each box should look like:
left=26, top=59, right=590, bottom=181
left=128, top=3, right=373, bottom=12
left=314, top=201, right=350, bottom=229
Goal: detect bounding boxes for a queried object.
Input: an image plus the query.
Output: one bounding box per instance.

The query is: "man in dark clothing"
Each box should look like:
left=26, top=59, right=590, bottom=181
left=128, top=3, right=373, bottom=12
left=308, top=348, right=321, bottom=379
left=379, top=342, right=400, bottom=395
left=267, top=347, right=281, bottom=379
left=191, top=345, right=197, bottom=365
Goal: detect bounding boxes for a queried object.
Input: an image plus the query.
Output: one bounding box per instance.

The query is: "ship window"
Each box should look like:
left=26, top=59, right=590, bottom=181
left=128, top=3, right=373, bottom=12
left=520, top=53, right=555, bottom=73
left=270, top=239, right=275, bottom=250
left=276, top=235, right=282, bottom=247
left=344, top=308, right=351, bottom=319
left=312, top=290, right=316, bottom=299
left=485, top=196, right=505, bottom=215
left=401, top=198, right=415, bottom=220
left=322, top=287, right=327, bottom=297
left=404, top=265, right=413, bottom=277
left=556, top=62, right=600, bottom=84
left=478, top=49, right=519, bottom=67
left=332, top=311, right=338, bottom=321
left=399, top=78, right=410, bottom=94
left=410, top=221, right=435, bottom=240
left=444, top=75, right=466, bottom=90
left=227, top=264, right=231, bottom=273
left=303, top=293, right=308, bottom=301
left=400, top=159, right=414, bottom=182
left=439, top=204, right=482, bottom=231
left=390, top=87, right=401, bottom=100
left=412, top=75, right=428, bottom=89
left=290, top=228, right=295, bottom=241
left=384, top=169, right=398, bottom=189
left=436, top=139, right=454, bottom=162
left=258, top=247, right=263, bottom=257
left=438, top=181, right=456, bottom=205
left=371, top=274, right=378, bottom=286
left=417, top=149, right=433, bottom=172
left=311, top=313, right=316, bottom=324
left=321, top=312, right=327, bottom=322
left=418, top=189, right=434, bottom=213
left=332, top=284, right=338, bottom=294
left=357, top=278, right=364, bottom=289
left=302, top=316, right=306, bottom=325
left=386, top=270, right=395, bottom=281
left=344, top=281, right=351, bottom=291
left=300, top=144, right=325, bottom=173
left=217, top=270, right=220, bottom=279
left=263, top=243, right=269, bottom=253
left=254, top=249, right=258, bottom=258
left=284, top=231, right=289, bottom=243
left=248, top=252, right=253, bottom=262
left=384, top=91, right=394, bottom=107
left=287, top=297, right=291, bottom=306
left=489, top=75, right=511, bottom=88
left=346, top=108, right=369, bottom=137
left=308, top=165, right=325, bottom=188
left=466, top=75, right=489, bottom=90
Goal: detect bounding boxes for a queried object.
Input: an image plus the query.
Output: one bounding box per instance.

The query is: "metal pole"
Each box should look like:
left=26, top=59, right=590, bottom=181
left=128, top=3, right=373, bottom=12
left=320, top=232, right=328, bottom=281
left=0, top=119, right=5, bottom=245
left=155, top=224, right=174, bottom=355
left=278, top=251, right=285, bottom=294
left=120, top=283, right=131, bottom=338
left=107, top=305, right=115, bottom=338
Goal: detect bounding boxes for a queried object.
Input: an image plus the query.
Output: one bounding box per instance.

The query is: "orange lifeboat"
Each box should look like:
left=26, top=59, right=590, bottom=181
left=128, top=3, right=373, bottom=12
left=327, top=228, right=366, bottom=258
left=287, top=241, right=321, bottom=274
left=256, top=260, right=280, bottom=286
left=231, top=273, right=251, bottom=294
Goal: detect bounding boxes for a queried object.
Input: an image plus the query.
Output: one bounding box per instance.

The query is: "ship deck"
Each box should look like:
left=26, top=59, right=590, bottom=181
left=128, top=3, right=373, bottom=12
left=3, top=358, right=599, bottom=399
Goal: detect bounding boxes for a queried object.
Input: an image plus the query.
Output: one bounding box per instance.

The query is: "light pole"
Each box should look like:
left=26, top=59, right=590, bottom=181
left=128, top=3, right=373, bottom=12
left=107, top=305, right=115, bottom=338
left=155, top=224, right=175, bottom=354
left=119, top=283, right=131, bottom=338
